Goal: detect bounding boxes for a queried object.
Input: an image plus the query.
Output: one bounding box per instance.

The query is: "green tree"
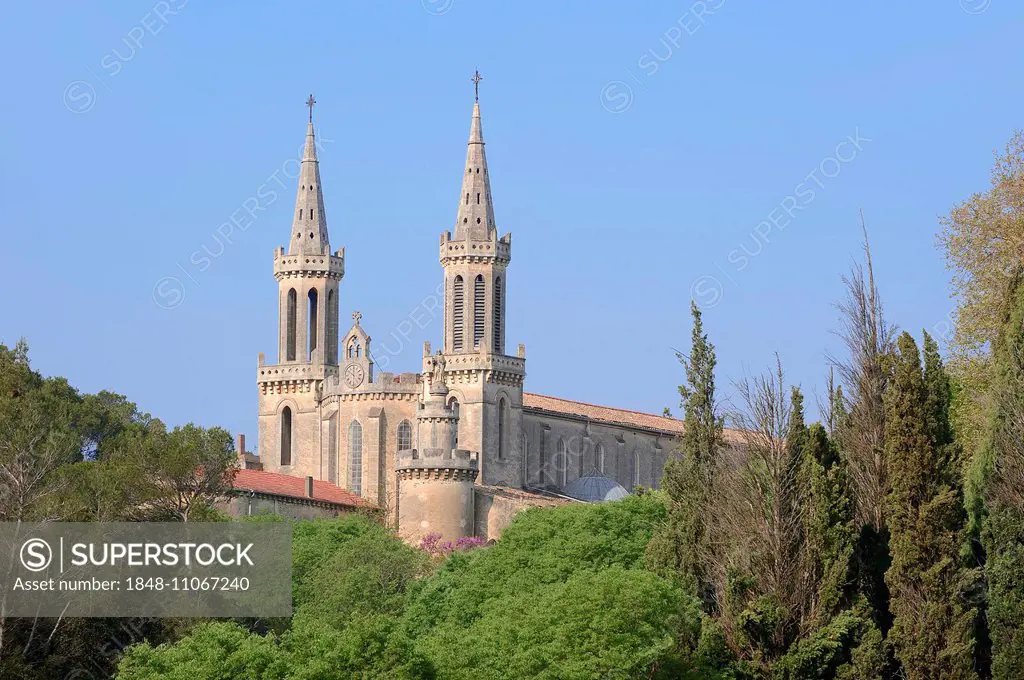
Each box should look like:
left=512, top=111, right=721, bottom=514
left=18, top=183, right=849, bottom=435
left=417, top=567, right=701, bottom=680
left=712, top=368, right=878, bottom=678
left=938, top=131, right=1024, bottom=474
left=922, top=331, right=954, bottom=452
left=116, top=622, right=284, bottom=680
left=938, top=130, right=1024, bottom=358
left=646, top=301, right=724, bottom=596
left=884, top=333, right=976, bottom=680
left=0, top=341, right=83, bottom=521
left=973, top=273, right=1024, bottom=679
left=103, top=423, right=237, bottom=521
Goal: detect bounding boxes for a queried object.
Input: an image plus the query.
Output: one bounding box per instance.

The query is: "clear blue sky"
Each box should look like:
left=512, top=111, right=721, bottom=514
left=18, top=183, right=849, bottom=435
left=1, top=1, right=1021, bottom=441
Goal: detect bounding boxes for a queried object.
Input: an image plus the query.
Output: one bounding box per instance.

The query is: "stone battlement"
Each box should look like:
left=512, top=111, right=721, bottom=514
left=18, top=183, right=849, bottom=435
left=396, top=448, right=479, bottom=483
left=439, top=231, right=511, bottom=265
left=273, top=246, right=345, bottom=281
left=396, top=447, right=478, bottom=470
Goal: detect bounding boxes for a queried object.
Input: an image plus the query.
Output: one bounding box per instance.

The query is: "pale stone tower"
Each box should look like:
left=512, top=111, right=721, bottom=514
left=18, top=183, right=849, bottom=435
left=436, top=73, right=526, bottom=488
left=257, top=95, right=345, bottom=479
left=397, top=354, right=479, bottom=543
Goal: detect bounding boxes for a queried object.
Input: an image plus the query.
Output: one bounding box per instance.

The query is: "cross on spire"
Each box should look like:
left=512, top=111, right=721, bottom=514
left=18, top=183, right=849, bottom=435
left=306, top=93, right=316, bottom=122
left=352, top=310, right=362, bottom=325
left=471, top=70, right=483, bottom=102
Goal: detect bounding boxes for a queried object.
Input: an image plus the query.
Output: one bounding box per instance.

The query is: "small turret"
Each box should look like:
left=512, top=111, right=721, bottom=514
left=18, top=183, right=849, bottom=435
left=396, top=353, right=479, bottom=544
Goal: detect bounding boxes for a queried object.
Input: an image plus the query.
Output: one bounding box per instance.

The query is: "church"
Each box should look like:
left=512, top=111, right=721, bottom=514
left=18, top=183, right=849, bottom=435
left=254, top=76, right=691, bottom=541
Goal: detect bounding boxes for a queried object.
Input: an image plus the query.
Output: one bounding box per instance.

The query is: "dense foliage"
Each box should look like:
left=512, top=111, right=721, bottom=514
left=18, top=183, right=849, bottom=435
left=0, top=341, right=236, bottom=679
left=5, top=130, right=1024, bottom=679
left=118, top=498, right=707, bottom=679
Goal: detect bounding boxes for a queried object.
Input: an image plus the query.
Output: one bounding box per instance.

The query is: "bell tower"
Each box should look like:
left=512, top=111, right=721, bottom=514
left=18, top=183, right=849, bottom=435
left=436, top=73, right=525, bottom=488
left=257, top=95, right=345, bottom=479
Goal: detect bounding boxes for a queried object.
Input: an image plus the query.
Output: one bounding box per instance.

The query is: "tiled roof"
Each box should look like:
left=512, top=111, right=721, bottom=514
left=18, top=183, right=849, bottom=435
left=232, top=468, right=375, bottom=509
left=523, top=392, right=743, bottom=444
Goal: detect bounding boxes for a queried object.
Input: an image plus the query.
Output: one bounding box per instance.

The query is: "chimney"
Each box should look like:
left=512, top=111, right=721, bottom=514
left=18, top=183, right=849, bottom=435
left=236, top=433, right=247, bottom=468
left=305, top=476, right=314, bottom=498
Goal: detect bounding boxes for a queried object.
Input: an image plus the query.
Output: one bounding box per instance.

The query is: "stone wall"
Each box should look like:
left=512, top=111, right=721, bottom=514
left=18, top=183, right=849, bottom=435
left=222, top=494, right=355, bottom=521
left=473, top=485, right=571, bottom=540
left=521, top=412, right=675, bottom=493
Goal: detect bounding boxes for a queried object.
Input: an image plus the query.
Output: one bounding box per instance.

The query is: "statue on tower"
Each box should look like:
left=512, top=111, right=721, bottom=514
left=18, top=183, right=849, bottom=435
left=429, top=351, right=447, bottom=394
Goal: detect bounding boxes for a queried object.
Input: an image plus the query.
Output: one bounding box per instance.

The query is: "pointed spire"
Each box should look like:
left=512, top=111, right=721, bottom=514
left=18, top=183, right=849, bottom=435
left=289, top=94, right=330, bottom=255
left=454, top=73, right=495, bottom=241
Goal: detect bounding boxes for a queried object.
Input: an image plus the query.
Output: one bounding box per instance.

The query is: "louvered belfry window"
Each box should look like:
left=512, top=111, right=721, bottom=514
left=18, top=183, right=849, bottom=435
left=474, top=275, right=485, bottom=348
left=493, top=277, right=502, bottom=353
left=452, top=276, right=464, bottom=351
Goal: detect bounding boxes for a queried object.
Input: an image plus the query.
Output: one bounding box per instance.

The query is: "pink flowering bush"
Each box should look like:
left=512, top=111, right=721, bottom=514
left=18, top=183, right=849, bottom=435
left=418, top=533, right=488, bottom=557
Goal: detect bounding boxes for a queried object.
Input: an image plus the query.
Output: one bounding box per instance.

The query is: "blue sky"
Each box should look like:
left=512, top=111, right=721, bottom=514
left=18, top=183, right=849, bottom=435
left=1, top=1, right=1021, bottom=441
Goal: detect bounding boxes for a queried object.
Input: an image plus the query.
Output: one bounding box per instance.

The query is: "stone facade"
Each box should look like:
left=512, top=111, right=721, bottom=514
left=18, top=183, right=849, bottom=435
left=254, top=86, right=707, bottom=541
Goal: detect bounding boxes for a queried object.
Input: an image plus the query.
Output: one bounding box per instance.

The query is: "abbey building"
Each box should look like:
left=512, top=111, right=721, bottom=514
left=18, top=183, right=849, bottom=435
left=255, top=82, right=690, bottom=541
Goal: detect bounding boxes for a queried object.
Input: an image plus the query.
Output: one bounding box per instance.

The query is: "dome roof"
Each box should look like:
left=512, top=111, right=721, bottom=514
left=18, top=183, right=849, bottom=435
left=561, top=469, right=630, bottom=503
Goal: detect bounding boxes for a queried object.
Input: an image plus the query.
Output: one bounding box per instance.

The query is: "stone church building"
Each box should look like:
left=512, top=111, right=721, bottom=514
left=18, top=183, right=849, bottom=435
left=254, top=82, right=689, bottom=541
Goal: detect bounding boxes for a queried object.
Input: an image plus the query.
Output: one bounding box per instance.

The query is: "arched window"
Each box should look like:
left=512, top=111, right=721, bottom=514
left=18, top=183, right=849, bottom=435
left=397, top=420, right=413, bottom=451
left=348, top=336, right=359, bottom=359
left=497, top=398, right=506, bottom=460
left=557, top=438, right=567, bottom=487
left=285, top=289, right=297, bottom=361
left=307, top=288, right=318, bottom=360
left=452, top=276, right=464, bottom=351
left=348, top=421, right=362, bottom=496
left=448, top=397, right=460, bottom=450
left=579, top=439, right=585, bottom=477
left=538, top=435, right=546, bottom=486
left=280, top=407, right=292, bottom=466
left=493, top=277, right=502, bottom=354
left=596, top=442, right=605, bottom=474
left=473, top=275, right=485, bottom=348
left=326, top=289, right=338, bottom=363
left=633, top=451, right=641, bottom=488
left=327, top=414, right=338, bottom=484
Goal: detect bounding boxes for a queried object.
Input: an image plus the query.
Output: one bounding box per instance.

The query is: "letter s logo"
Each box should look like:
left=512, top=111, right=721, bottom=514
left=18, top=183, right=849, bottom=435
left=20, top=538, right=53, bottom=572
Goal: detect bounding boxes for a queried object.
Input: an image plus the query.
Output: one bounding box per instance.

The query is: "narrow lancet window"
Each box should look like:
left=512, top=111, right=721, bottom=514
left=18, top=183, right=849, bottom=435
left=280, top=407, right=292, bottom=466
left=307, top=288, right=318, bottom=360
left=286, top=288, right=297, bottom=361
left=348, top=421, right=362, bottom=496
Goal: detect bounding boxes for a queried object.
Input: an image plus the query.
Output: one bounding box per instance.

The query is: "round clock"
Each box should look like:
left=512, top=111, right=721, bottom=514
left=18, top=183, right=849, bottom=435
left=344, top=364, right=365, bottom=388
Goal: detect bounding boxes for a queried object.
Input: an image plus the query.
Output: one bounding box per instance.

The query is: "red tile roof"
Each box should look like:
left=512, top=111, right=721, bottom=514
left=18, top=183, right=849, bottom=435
left=523, top=393, right=744, bottom=444
left=232, top=468, right=375, bottom=509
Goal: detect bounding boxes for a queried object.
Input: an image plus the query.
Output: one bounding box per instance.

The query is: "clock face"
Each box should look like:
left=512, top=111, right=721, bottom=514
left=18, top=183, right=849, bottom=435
left=344, top=363, right=364, bottom=388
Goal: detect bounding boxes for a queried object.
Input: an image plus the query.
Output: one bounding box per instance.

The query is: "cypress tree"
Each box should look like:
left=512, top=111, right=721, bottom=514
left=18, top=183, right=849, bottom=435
left=679, top=301, right=725, bottom=476
left=646, top=302, right=723, bottom=601
left=979, top=274, right=1024, bottom=679
left=884, top=332, right=976, bottom=680
left=922, top=331, right=954, bottom=451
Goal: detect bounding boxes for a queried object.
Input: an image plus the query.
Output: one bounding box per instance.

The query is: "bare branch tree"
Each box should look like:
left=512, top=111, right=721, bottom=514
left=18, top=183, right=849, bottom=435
left=828, top=212, right=896, bottom=530
left=712, top=356, right=809, bottom=654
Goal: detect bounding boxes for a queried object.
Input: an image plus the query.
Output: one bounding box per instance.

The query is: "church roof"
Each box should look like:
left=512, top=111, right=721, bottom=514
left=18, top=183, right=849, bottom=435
left=561, top=470, right=630, bottom=503
left=523, top=392, right=744, bottom=444
left=232, top=468, right=374, bottom=509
